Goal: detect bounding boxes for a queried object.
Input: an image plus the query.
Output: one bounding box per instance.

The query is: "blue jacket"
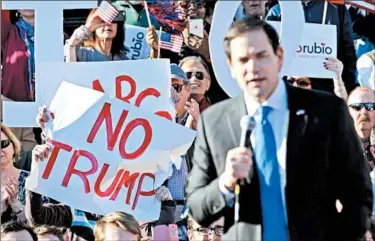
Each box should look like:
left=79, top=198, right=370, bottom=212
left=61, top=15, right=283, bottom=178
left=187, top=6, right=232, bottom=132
left=266, top=1, right=358, bottom=93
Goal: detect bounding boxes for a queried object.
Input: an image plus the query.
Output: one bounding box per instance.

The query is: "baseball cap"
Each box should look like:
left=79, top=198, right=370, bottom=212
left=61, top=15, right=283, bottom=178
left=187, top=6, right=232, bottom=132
left=170, top=64, right=189, bottom=84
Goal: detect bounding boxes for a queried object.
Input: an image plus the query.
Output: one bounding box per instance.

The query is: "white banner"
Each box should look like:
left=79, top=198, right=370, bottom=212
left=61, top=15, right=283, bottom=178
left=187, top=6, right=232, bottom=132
left=39, top=59, right=176, bottom=122
left=26, top=81, right=196, bottom=221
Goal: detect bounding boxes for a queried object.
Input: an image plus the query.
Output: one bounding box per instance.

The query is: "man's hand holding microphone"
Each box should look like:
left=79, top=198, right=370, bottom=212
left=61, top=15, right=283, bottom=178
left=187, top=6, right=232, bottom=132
left=221, top=147, right=253, bottom=192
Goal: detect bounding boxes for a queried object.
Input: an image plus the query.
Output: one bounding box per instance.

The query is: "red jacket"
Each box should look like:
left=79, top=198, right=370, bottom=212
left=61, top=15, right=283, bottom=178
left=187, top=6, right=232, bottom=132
left=2, top=11, right=31, bottom=101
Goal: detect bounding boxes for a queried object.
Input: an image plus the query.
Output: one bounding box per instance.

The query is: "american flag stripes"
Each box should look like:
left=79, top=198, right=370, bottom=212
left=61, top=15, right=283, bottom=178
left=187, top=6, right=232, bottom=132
left=160, top=32, right=184, bottom=53
left=97, top=1, right=119, bottom=24
left=328, top=0, right=375, bottom=14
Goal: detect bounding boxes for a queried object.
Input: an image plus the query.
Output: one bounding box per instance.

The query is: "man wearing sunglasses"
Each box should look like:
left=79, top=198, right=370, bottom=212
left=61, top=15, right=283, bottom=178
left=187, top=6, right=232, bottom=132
left=285, top=76, right=312, bottom=90
left=348, top=87, right=375, bottom=157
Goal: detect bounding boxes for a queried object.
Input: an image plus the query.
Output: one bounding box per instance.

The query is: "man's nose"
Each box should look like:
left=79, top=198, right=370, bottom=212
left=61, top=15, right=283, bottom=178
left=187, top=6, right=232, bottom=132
left=245, top=59, right=260, bottom=74
left=360, top=107, right=369, bottom=115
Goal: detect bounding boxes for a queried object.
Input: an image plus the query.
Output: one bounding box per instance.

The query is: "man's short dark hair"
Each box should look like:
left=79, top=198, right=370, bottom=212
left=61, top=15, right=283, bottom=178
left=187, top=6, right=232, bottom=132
left=224, top=18, right=280, bottom=59
left=1, top=221, right=38, bottom=241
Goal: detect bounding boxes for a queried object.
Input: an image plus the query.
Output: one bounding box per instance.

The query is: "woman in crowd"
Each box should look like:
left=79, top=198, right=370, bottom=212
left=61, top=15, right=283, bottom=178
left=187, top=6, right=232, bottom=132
left=1, top=124, right=28, bottom=223
left=285, top=57, right=348, bottom=100
left=2, top=10, right=35, bottom=101
left=94, top=212, right=141, bottom=241
left=179, top=56, right=211, bottom=113
left=65, top=8, right=128, bottom=62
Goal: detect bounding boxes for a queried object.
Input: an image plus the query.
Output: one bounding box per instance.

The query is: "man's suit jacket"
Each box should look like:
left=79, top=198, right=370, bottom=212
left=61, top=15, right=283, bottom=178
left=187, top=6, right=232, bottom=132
left=185, top=85, right=373, bottom=241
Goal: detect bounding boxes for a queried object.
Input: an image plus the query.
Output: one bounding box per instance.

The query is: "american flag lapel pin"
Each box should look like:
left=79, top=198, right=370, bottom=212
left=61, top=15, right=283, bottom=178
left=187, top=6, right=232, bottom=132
left=296, top=109, right=305, bottom=116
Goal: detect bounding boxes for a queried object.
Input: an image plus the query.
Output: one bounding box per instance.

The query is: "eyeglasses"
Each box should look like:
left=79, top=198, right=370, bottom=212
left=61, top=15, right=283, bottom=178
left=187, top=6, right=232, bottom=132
left=172, top=83, right=188, bottom=93
left=186, top=71, right=204, bottom=80
left=1, top=139, right=11, bottom=149
left=190, top=227, right=224, bottom=236
left=349, top=103, right=375, bottom=112
left=286, top=77, right=311, bottom=87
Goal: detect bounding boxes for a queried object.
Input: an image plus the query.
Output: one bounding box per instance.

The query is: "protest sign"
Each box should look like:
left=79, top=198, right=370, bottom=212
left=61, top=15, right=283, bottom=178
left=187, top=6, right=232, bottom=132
left=209, top=1, right=336, bottom=97
left=39, top=59, right=176, bottom=122
left=26, top=81, right=196, bottom=221
left=2, top=0, right=97, bottom=127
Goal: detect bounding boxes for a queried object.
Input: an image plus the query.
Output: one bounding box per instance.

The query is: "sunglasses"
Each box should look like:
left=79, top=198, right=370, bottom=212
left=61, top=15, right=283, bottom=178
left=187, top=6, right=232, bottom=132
left=190, top=227, right=224, bottom=236
left=349, top=103, right=375, bottom=111
left=186, top=71, right=204, bottom=80
left=286, top=77, right=311, bottom=87
left=1, top=139, right=11, bottom=149
left=172, top=83, right=188, bottom=93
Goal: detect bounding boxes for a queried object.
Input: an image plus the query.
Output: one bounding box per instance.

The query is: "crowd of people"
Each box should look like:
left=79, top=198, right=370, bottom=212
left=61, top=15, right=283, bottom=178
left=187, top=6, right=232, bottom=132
left=1, top=0, right=375, bottom=240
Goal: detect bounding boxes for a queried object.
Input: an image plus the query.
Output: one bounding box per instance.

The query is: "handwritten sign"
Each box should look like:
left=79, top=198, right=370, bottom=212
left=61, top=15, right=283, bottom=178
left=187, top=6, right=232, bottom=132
left=26, top=81, right=196, bottom=221
left=39, top=59, right=175, bottom=121
left=2, top=0, right=97, bottom=127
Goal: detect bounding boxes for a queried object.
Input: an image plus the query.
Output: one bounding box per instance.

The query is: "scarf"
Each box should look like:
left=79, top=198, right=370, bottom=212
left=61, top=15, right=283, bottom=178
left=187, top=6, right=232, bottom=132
left=15, top=17, right=35, bottom=100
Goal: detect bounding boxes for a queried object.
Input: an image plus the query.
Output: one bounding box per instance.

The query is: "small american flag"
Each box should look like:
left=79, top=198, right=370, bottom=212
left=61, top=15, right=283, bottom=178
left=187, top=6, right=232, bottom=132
left=97, top=1, right=119, bottom=24
left=160, top=32, right=184, bottom=53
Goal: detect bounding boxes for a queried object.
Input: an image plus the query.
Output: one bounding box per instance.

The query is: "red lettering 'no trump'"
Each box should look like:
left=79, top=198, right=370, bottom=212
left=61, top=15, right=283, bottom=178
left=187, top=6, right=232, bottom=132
left=42, top=140, right=72, bottom=179
left=87, top=102, right=128, bottom=151
left=94, top=164, right=124, bottom=197
left=62, top=150, right=98, bottom=193
left=132, top=173, right=155, bottom=210
left=119, top=118, right=152, bottom=160
left=87, top=103, right=153, bottom=160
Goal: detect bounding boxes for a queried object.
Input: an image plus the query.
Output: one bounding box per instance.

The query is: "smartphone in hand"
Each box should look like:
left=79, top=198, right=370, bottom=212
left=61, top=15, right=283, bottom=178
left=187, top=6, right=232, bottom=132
left=153, top=225, right=169, bottom=241
left=168, top=224, right=179, bottom=241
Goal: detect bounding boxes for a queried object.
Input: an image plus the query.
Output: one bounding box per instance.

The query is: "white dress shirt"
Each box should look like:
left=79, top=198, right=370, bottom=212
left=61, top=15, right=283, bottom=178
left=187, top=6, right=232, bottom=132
left=219, top=79, right=290, bottom=221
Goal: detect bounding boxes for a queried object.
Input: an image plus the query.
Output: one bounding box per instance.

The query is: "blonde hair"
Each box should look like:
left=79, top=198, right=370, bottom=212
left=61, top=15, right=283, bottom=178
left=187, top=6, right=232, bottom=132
left=94, top=212, right=141, bottom=241
left=1, top=123, right=21, bottom=162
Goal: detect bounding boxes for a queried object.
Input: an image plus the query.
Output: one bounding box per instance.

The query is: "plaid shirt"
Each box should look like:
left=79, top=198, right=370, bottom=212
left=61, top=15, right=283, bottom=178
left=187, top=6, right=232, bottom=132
left=168, top=156, right=188, bottom=201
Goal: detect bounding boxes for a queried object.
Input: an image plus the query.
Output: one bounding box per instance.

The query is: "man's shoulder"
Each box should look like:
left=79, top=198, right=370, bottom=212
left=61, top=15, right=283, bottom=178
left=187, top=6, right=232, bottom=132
left=290, top=86, right=345, bottom=109
left=200, top=96, right=241, bottom=125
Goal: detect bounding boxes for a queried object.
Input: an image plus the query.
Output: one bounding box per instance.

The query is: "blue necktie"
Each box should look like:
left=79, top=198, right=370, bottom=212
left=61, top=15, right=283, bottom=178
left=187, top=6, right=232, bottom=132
left=254, top=106, right=288, bottom=241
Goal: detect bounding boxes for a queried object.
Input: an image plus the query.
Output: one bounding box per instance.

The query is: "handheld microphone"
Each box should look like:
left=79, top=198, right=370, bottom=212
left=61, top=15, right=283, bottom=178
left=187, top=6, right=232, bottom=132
left=239, top=115, right=256, bottom=184
left=235, top=115, right=255, bottom=225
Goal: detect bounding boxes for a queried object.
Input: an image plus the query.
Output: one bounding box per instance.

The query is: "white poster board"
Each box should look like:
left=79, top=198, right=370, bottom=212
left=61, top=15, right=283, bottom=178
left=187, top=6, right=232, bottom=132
left=209, top=1, right=337, bottom=97
left=26, top=81, right=196, bottom=221
left=39, top=59, right=176, bottom=121
left=2, top=0, right=97, bottom=127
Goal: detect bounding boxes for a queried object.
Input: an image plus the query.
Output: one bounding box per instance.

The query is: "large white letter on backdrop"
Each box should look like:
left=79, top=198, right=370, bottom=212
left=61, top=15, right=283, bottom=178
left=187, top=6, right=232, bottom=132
left=2, top=1, right=97, bottom=127
left=209, top=1, right=337, bottom=97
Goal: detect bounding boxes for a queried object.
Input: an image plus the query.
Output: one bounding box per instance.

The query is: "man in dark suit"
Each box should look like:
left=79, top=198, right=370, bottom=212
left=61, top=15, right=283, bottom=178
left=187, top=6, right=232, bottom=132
left=185, top=18, right=372, bottom=241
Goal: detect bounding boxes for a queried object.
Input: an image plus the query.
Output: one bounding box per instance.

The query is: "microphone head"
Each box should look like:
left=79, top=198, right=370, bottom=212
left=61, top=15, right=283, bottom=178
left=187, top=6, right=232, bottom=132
left=240, top=115, right=256, bottom=131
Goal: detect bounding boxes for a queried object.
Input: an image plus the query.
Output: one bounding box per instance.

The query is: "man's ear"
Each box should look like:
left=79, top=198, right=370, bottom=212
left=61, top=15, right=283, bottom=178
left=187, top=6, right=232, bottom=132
left=227, top=58, right=236, bottom=79
left=276, top=47, right=284, bottom=72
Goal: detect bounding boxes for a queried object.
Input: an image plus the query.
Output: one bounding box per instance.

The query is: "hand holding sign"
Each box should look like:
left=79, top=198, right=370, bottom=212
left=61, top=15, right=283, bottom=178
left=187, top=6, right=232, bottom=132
left=324, top=57, right=343, bottom=79
left=32, top=144, right=52, bottom=163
